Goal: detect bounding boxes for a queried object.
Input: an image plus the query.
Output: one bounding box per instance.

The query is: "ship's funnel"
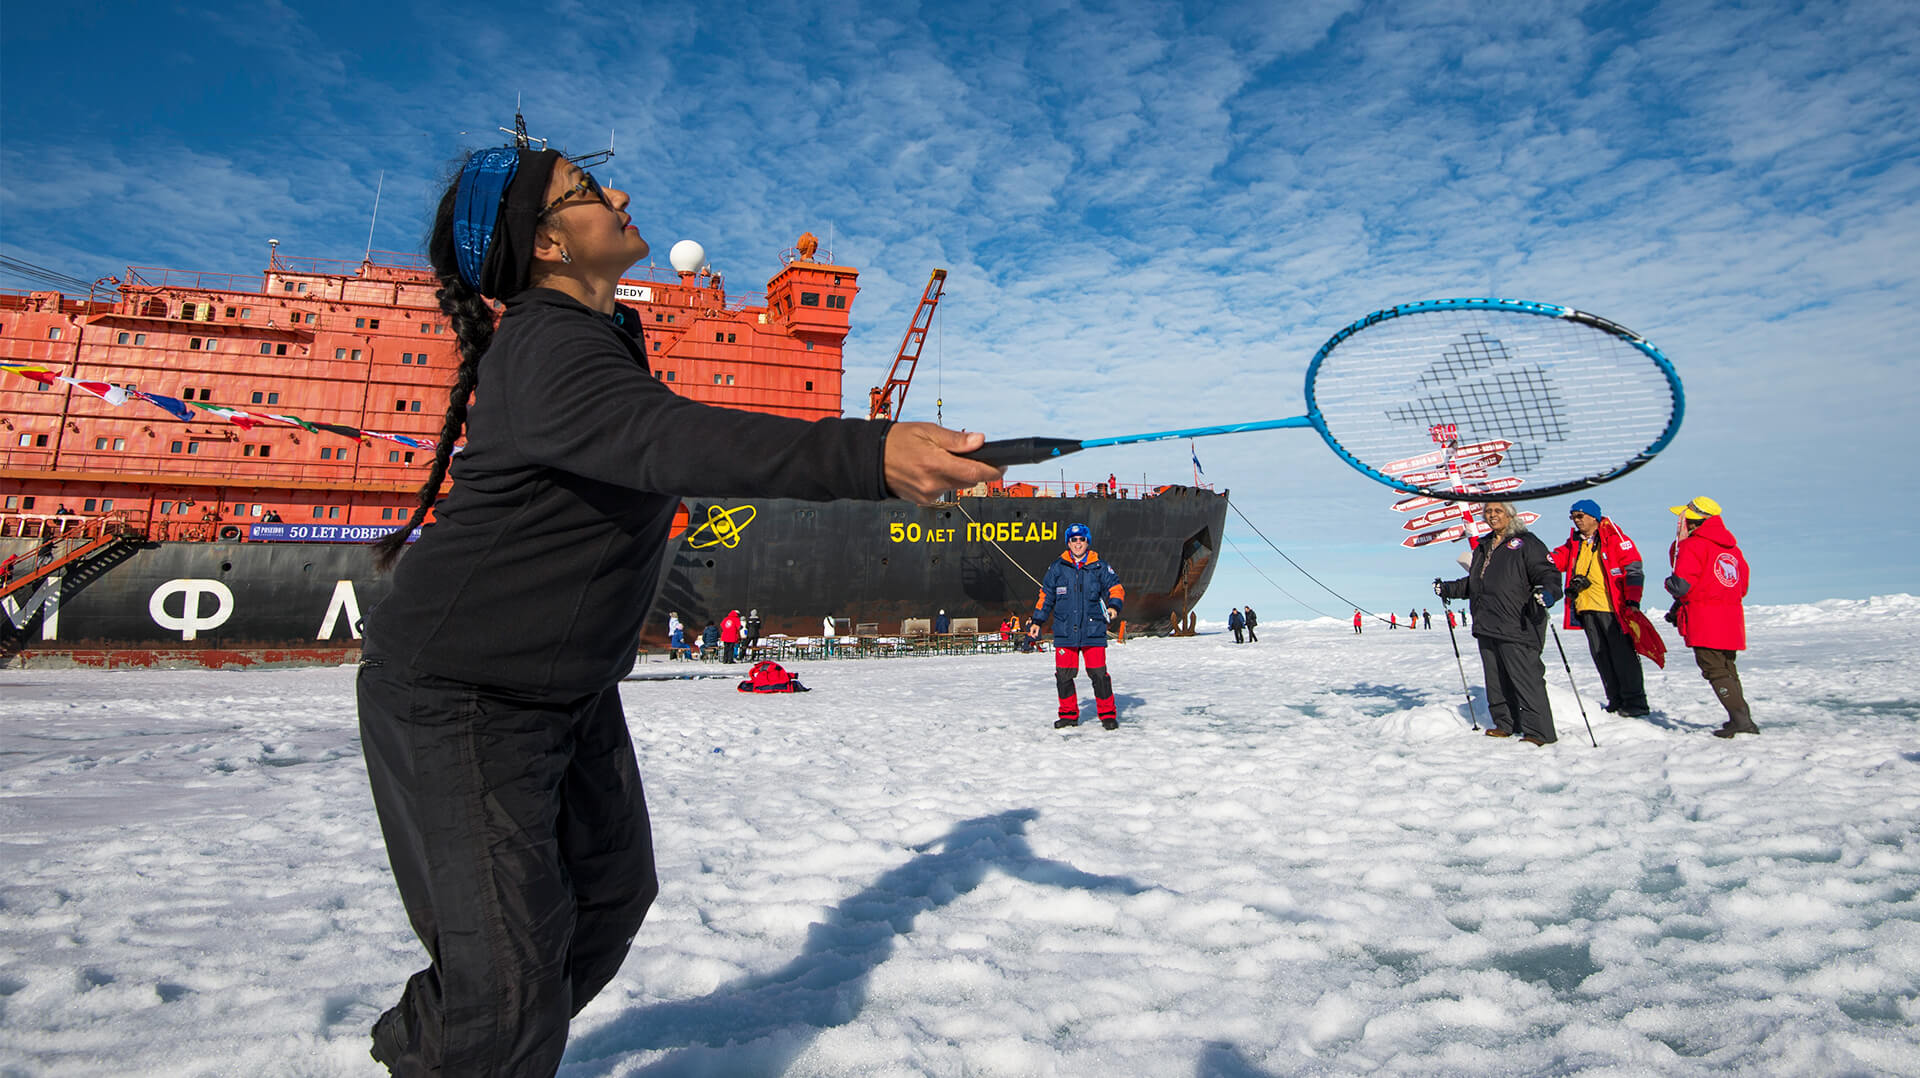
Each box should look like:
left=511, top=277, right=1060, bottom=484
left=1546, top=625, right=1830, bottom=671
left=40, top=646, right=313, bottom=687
left=669, top=240, right=706, bottom=275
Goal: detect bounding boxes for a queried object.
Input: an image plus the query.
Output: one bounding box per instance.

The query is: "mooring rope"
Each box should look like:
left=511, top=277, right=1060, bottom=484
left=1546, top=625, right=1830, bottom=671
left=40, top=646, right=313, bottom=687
left=1229, top=500, right=1401, bottom=627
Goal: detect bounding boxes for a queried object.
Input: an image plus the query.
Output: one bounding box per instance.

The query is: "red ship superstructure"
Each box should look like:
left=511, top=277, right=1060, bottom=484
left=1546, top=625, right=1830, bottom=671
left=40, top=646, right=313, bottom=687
left=2, top=244, right=857, bottom=534
left=2, top=234, right=1224, bottom=666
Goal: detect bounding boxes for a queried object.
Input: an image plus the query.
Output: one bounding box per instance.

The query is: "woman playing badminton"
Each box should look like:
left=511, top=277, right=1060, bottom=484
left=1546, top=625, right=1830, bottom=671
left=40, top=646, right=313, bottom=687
left=355, top=144, right=999, bottom=1074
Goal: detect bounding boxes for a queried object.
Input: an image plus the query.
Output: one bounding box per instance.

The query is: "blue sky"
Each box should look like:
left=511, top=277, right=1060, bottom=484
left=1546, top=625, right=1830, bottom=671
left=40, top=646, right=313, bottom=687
left=4, top=0, right=1916, bottom=615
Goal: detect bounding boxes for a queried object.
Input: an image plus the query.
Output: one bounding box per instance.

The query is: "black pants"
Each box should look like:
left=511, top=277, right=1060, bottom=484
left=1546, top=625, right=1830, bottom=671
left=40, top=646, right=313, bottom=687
left=1578, top=610, right=1648, bottom=712
left=357, top=660, right=658, bottom=1077
left=1245, top=625, right=1257, bottom=642
left=1477, top=636, right=1556, bottom=742
left=1232, top=626, right=1243, bottom=643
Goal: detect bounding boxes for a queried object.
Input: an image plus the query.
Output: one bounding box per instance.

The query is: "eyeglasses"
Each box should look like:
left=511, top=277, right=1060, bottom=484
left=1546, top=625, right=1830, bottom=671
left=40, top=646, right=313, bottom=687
left=538, top=172, right=611, bottom=219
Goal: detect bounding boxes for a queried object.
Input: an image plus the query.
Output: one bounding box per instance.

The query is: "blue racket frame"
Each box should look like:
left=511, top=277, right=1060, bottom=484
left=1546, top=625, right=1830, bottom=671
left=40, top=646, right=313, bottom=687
left=968, top=298, right=1684, bottom=502
left=1303, top=298, right=1685, bottom=500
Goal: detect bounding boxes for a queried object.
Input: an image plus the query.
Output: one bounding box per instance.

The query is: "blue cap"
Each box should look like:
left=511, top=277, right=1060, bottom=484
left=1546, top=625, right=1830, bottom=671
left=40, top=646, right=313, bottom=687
left=1065, top=522, right=1092, bottom=542
left=1570, top=498, right=1602, bottom=520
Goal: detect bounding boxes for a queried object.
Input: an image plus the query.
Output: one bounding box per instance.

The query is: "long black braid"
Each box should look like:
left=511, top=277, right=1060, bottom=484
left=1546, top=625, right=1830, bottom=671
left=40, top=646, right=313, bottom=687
left=370, top=183, right=499, bottom=572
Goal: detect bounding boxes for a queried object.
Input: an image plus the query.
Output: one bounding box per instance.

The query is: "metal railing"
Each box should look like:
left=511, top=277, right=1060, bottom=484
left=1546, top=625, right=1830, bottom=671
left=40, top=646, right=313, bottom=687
left=0, top=510, right=239, bottom=544
left=959, top=478, right=1214, bottom=499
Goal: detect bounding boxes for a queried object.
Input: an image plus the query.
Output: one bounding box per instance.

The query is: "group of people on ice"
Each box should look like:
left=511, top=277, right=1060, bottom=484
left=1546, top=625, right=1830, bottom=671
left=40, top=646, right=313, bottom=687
left=664, top=608, right=764, bottom=662
left=1226, top=605, right=1259, bottom=643
left=1352, top=607, right=1456, bottom=632
left=1435, top=495, right=1754, bottom=744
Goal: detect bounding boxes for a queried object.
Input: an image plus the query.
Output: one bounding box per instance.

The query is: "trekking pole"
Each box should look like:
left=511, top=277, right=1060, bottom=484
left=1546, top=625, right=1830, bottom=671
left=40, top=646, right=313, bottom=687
left=1548, top=621, right=1599, bottom=747
left=1436, top=589, right=1478, bottom=730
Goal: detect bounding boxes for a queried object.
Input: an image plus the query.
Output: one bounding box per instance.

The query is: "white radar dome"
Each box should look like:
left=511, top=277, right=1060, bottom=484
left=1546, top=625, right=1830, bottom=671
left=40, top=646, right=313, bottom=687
left=669, top=240, right=707, bottom=274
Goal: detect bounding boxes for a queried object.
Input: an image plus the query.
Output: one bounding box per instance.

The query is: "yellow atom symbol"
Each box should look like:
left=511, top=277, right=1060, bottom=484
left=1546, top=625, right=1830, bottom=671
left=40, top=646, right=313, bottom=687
left=687, top=503, right=756, bottom=549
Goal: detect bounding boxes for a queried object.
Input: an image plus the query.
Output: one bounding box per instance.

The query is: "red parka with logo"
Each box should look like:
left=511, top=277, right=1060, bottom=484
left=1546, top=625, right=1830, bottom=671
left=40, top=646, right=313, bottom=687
left=1665, top=515, right=1748, bottom=650
left=1549, top=517, right=1645, bottom=629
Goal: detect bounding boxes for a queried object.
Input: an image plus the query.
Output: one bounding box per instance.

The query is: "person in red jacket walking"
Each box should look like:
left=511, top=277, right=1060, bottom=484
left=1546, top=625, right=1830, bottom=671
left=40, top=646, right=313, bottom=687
left=720, top=609, right=744, bottom=663
left=1550, top=498, right=1650, bottom=717
left=1664, top=496, right=1756, bottom=738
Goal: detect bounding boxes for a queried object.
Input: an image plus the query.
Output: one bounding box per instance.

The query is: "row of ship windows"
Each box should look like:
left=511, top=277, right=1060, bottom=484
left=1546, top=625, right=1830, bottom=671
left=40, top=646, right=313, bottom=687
left=20, top=430, right=419, bottom=468
left=1, top=495, right=417, bottom=521
left=653, top=371, right=817, bottom=390
left=16, top=306, right=827, bottom=340
left=113, top=300, right=450, bottom=335
left=157, top=440, right=418, bottom=465
left=43, top=320, right=818, bottom=364
left=2, top=496, right=119, bottom=512
left=653, top=340, right=815, bottom=356
left=103, top=329, right=437, bottom=365
left=44, top=381, right=423, bottom=410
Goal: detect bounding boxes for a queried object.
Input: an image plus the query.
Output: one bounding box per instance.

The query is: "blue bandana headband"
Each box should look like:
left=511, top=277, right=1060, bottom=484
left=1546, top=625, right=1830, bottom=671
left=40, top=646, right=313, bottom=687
left=451, top=148, right=521, bottom=291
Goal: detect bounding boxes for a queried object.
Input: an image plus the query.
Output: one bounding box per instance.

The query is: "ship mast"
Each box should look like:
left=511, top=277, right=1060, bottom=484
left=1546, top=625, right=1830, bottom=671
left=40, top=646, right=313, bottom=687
left=499, top=106, right=545, bottom=150
left=500, top=103, right=615, bottom=168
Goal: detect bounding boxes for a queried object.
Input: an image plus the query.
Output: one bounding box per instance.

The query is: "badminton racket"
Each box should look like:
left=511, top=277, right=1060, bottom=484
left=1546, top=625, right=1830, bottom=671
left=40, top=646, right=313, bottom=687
left=968, top=298, right=1683, bottom=501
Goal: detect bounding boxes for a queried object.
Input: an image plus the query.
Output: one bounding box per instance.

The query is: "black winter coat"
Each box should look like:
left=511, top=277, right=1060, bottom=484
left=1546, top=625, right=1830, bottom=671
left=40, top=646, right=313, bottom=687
left=366, top=289, right=891, bottom=692
left=1438, top=529, right=1563, bottom=645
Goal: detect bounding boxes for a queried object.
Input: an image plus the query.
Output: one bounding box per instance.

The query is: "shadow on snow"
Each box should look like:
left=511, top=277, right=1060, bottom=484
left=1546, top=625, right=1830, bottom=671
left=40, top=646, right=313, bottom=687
left=563, top=809, right=1157, bottom=1076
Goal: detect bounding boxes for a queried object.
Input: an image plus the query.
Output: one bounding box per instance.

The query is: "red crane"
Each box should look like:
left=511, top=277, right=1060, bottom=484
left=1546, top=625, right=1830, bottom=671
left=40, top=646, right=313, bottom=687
left=867, top=268, right=946, bottom=421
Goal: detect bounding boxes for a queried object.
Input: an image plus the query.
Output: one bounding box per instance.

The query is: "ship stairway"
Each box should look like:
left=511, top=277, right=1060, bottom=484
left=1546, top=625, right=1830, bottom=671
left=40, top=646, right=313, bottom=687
left=0, top=524, right=146, bottom=605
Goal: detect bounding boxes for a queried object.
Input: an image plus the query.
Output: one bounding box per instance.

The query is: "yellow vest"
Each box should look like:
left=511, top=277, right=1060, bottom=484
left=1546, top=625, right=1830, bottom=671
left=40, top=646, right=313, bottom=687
left=1574, top=539, right=1612, bottom=614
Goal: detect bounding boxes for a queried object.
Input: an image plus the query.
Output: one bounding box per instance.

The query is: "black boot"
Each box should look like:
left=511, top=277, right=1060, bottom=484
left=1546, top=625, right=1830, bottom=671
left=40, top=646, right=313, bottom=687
left=1708, top=676, right=1757, bottom=737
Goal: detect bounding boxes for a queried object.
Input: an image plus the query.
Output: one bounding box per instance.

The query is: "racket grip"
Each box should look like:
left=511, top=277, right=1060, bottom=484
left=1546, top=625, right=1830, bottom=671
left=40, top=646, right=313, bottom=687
left=965, top=437, right=1085, bottom=468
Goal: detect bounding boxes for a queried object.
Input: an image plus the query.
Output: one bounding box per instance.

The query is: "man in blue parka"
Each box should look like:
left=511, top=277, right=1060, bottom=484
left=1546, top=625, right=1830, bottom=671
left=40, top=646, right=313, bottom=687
left=1032, top=522, right=1126, bottom=729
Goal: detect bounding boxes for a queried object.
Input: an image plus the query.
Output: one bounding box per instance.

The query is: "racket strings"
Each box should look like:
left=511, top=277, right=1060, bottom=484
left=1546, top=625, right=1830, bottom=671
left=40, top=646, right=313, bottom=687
left=1311, top=307, right=1676, bottom=496
left=1418, top=330, right=1510, bottom=387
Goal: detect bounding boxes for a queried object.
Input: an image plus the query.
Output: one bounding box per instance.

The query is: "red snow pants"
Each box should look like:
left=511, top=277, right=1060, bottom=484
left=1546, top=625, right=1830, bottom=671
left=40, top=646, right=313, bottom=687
left=1055, top=646, right=1117, bottom=721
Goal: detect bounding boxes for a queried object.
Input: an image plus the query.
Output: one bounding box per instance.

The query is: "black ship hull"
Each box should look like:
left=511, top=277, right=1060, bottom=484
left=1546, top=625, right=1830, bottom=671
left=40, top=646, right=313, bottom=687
left=653, top=486, right=1226, bottom=642
left=1, top=488, right=1225, bottom=667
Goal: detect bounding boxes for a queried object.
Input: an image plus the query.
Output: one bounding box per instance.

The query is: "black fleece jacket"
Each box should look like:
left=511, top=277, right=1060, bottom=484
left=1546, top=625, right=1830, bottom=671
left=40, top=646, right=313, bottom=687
left=366, top=288, right=892, bottom=692
left=1438, top=529, right=1563, bottom=645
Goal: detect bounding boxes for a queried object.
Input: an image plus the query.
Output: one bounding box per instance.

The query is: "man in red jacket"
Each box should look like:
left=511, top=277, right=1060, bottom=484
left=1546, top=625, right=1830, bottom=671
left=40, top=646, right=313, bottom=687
left=1664, top=496, right=1756, bottom=738
left=1550, top=498, right=1650, bottom=717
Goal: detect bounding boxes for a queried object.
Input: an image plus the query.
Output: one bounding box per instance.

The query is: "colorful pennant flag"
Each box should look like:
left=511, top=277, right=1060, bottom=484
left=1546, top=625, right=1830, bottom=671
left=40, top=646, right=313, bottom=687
left=1, top=360, right=58, bottom=387
left=58, top=377, right=129, bottom=406
left=3, top=361, right=436, bottom=458
left=366, top=431, right=434, bottom=450
left=191, top=403, right=264, bottom=430
left=312, top=422, right=367, bottom=441
left=262, top=413, right=319, bottom=432
left=129, top=389, right=193, bottom=420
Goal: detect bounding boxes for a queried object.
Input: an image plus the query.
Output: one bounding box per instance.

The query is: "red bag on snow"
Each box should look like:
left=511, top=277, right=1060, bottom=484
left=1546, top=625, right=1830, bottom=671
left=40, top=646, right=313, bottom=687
left=737, top=660, right=810, bottom=693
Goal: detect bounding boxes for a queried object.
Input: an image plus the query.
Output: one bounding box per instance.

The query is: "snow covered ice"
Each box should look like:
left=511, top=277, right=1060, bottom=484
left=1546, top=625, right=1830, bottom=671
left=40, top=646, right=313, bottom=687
left=2, top=597, right=1917, bottom=1077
